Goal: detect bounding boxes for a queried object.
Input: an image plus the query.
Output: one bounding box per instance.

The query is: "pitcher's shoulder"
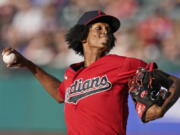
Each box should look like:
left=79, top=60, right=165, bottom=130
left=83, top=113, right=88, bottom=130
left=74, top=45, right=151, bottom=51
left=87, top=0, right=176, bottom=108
left=106, top=54, right=127, bottom=61
left=107, top=54, right=144, bottom=62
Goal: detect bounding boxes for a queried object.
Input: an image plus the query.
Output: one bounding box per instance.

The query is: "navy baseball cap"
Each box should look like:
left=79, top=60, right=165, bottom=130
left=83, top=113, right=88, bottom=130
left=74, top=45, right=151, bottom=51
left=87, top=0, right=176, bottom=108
left=77, top=10, right=121, bottom=33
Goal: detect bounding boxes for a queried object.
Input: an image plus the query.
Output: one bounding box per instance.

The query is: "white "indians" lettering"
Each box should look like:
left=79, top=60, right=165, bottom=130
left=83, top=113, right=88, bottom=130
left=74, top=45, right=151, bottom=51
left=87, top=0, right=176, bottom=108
left=65, top=75, right=112, bottom=104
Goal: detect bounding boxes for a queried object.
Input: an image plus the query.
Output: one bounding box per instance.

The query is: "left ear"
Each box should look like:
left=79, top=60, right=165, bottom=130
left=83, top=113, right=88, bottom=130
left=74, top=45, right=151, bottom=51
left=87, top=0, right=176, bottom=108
left=82, top=39, right=87, bottom=44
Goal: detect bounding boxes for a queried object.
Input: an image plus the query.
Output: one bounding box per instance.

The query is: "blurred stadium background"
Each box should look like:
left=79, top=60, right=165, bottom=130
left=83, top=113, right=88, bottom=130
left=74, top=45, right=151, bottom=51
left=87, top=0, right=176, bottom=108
left=0, top=0, right=179, bottom=135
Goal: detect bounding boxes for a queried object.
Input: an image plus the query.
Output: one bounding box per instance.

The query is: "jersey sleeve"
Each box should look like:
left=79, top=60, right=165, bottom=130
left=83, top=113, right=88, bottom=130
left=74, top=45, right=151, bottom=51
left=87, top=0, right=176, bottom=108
left=57, top=68, right=69, bottom=101
left=124, top=58, right=147, bottom=79
left=128, top=58, right=147, bottom=71
left=116, top=57, right=147, bottom=84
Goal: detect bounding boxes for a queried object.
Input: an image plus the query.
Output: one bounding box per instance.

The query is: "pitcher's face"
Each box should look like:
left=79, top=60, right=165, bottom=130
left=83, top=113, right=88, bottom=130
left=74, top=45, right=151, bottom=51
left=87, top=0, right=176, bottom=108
left=85, top=22, right=111, bottom=51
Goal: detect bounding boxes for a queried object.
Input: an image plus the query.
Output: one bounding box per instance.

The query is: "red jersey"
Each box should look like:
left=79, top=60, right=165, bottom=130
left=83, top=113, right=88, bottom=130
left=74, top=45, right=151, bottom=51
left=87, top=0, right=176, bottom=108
left=58, top=54, right=147, bottom=135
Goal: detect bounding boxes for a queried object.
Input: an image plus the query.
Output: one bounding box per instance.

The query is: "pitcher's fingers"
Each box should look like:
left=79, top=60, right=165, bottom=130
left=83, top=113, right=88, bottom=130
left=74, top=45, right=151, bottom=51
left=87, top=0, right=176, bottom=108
left=2, top=48, right=14, bottom=56
left=7, top=63, right=21, bottom=68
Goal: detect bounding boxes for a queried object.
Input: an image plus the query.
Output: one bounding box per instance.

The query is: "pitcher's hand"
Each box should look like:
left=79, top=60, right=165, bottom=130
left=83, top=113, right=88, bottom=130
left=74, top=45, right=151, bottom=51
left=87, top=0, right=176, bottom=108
left=2, top=48, right=30, bottom=68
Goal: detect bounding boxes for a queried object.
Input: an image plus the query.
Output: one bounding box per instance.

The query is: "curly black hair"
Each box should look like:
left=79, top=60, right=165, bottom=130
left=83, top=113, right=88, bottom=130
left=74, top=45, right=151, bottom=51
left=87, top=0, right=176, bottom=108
left=65, top=24, right=116, bottom=56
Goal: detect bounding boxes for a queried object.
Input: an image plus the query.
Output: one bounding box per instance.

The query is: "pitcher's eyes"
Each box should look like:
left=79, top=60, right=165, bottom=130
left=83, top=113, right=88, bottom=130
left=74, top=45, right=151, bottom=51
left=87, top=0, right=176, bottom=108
left=95, top=26, right=101, bottom=30
left=94, top=26, right=111, bottom=32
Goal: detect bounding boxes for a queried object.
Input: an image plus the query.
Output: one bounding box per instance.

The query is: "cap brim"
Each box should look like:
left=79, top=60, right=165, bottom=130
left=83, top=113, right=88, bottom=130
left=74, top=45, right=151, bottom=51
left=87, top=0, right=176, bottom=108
left=85, top=15, right=120, bottom=33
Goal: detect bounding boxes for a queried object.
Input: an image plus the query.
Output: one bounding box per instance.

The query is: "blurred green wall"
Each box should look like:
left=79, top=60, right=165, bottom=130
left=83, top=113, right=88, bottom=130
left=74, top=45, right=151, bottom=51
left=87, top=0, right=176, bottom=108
left=0, top=68, right=66, bottom=132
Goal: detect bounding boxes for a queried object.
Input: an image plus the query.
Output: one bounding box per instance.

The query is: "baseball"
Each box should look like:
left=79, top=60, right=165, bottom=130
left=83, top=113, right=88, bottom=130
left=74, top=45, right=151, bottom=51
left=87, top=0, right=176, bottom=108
left=2, top=53, right=16, bottom=64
